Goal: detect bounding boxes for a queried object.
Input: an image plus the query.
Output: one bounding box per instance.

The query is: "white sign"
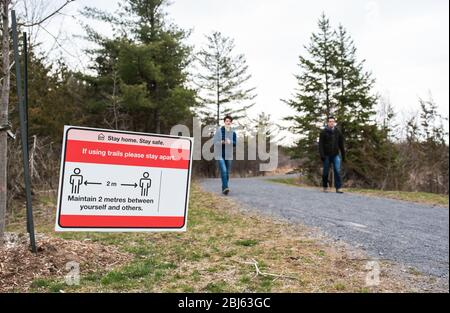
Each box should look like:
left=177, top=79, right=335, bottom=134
left=55, top=126, right=193, bottom=232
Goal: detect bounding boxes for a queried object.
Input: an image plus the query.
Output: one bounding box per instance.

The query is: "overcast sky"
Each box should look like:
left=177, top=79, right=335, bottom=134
left=24, top=0, right=449, bottom=142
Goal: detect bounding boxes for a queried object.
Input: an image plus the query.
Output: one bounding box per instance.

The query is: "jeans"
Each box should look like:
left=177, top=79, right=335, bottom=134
left=217, top=159, right=232, bottom=190
left=322, top=155, right=342, bottom=189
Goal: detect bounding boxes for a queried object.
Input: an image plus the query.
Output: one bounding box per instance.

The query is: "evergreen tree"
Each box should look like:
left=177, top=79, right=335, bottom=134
left=81, top=0, right=196, bottom=133
left=195, top=31, right=256, bottom=125
left=417, top=95, right=448, bottom=193
left=283, top=13, right=339, bottom=180
left=333, top=24, right=377, bottom=132
left=284, top=14, right=384, bottom=186
left=332, top=24, right=382, bottom=184
left=418, top=95, right=447, bottom=144
left=375, top=97, right=403, bottom=189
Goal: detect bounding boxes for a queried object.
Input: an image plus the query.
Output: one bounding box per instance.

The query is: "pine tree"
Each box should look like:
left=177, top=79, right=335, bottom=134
left=195, top=31, right=256, bottom=125
left=285, top=14, right=384, bottom=186
left=418, top=95, right=447, bottom=143
left=283, top=13, right=338, bottom=180
left=333, top=25, right=377, bottom=131
left=375, top=97, right=403, bottom=189
left=81, top=0, right=196, bottom=133
left=332, top=24, right=382, bottom=184
left=417, top=95, right=449, bottom=193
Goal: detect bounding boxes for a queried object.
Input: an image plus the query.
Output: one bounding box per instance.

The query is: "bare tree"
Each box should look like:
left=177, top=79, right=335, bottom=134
left=195, top=31, right=256, bottom=126
left=0, top=0, right=75, bottom=245
left=0, top=0, right=12, bottom=244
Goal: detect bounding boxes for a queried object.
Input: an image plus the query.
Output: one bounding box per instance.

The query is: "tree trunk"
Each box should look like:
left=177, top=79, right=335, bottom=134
left=155, top=109, right=160, bottom=133
left=216, top=65, right=220, bottom=126
left=112, top=70, right=119, bottom=130
left=0, top=0, right=11, bottom=245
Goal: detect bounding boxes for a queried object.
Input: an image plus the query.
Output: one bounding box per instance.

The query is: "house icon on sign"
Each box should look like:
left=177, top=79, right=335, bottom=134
left=98, top=133, right=105, bottom=141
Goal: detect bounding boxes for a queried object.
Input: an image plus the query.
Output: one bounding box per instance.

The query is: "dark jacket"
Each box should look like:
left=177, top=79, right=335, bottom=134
left=319, top=127, right=345, bottom=160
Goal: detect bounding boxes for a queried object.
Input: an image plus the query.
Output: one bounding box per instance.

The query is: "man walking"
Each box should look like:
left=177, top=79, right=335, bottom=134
left=319, top=116, right=345, bottom=193
left=214, top=115, right=237, bottom=195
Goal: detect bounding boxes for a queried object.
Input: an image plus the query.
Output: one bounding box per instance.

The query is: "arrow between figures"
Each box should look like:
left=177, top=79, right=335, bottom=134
left=84, top=181, right=102, bottom=186
left=81, top=181, right=138, bottom=187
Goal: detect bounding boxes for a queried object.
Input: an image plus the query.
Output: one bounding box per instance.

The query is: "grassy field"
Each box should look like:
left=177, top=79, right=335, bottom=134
left=268, top=177, right=449, bottom=207
left=3, top=183, right=430, bottom=293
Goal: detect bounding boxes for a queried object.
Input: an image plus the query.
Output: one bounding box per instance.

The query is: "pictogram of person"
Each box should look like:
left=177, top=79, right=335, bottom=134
left=70, top=168, right=83, bottom=194
left=139, top=172, right=151, bottom=196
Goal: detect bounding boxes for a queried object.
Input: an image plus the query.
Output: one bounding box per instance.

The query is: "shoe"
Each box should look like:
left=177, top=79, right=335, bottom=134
left=223, top=188, right=230, bottom=195
left=336, top=189, right=344, bottom=194
left=322, top=187, right=328, bottom=193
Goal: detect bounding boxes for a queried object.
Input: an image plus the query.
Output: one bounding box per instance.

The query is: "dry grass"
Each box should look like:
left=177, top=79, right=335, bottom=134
left=269, top=177, right=449, bottom=207
left=2, top=183, right=440, bottom=293
left=0, top=233, right=131, bottom=292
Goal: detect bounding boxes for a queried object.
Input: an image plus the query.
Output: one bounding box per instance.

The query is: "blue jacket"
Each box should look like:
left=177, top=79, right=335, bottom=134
left=213, top=126, right=237, bottom=160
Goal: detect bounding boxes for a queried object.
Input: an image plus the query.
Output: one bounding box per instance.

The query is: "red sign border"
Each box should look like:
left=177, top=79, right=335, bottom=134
left=57, top=126, right=192, bottom=230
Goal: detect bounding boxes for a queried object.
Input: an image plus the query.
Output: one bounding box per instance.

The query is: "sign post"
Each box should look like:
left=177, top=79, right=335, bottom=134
left=11, top=10, right=37, bottom=252
left=55, top=126, right=193, bottom=232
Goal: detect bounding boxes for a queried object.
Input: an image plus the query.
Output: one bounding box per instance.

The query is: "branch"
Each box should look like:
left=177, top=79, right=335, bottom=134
left=37, top=24, right=76, bottom=58
left=238, top=258, right=297, bottom=280
left=19, top=0, right=76, bottom=27
left=0, top=61, right=15, bottom=85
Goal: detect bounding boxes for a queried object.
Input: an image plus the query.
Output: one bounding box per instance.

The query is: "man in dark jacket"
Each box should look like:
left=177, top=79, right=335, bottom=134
left=319, top=116, right=345, bottom=193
